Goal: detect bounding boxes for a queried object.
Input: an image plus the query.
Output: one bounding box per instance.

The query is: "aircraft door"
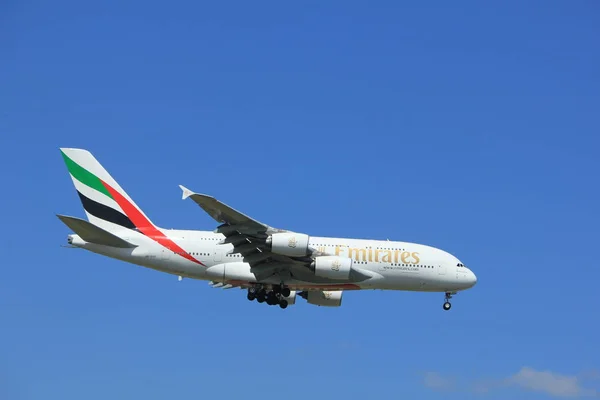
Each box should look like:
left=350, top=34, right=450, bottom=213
left=214, top=249, right=222, bottom=263
left=437, top=264, right=446, bottom=275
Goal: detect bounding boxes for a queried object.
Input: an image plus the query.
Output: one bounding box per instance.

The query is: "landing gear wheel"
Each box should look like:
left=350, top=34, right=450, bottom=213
left=279, top=299, right=288, bottom=309
left=442, top=292, right=454, bottom=311
left=281, top=287, right=291, bottom=297
left=267, top=292, right=278, bottom=305
left=247, top=292, right=256, bottom=301
left=256, top=292, right=266, bottom=303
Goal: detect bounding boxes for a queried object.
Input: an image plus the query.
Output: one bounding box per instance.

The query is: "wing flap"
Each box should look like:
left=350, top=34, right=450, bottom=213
left=243, top=252, right=271, bottom=264
left=57, top=214, right=137, bottom=248
left=209, top=281, right=239, bottom=290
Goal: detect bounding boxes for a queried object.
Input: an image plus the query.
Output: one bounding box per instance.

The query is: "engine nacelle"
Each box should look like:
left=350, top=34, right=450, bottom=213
left=311, top=256, right=352, bottom=280
left=266, top=232, right=310, bottom=257
left=305, top=290, right=343, bottom=307
left=282, top=290, right=297, bottom=305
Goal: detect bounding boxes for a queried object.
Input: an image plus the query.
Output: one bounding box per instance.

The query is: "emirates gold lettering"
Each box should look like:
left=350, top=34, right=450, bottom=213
left=394, top=249, right=400, bottom=263
left=401, top=251, right=411, bottom=263
left=330, top=246, right=420, bottom=265
left=382, top=250, right=392, bottom=263
left=412, top=252, right=420, bottom=264
left=374, top=249, right=382, bottom=262
left=348, top=248, right=366, bottom=262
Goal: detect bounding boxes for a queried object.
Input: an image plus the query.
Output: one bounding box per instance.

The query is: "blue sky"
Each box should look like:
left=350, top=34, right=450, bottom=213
left=1, top=1, right=599, bottom=399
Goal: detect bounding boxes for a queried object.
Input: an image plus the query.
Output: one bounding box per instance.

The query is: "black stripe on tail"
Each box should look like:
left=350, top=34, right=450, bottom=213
left=77, top=191, right=137, bottom=230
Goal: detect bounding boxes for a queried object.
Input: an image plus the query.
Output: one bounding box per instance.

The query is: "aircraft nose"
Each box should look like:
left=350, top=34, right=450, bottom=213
left=466, top=268, right=477, bottom=287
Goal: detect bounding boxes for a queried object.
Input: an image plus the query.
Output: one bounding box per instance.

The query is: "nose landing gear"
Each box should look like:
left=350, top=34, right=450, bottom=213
left=443, top=292, right=454, bottom=311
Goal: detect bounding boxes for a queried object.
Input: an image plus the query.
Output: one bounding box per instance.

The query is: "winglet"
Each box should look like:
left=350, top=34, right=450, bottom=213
left=179, top=185, right=194, bottom=200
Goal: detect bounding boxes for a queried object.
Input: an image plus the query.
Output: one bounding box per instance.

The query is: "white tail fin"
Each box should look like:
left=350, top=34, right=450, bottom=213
left=60, top=148, right=155, bottom=232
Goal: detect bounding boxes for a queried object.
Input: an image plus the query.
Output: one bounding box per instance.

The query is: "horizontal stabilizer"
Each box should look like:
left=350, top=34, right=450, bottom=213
left=57, top=214, right=137, bottom=248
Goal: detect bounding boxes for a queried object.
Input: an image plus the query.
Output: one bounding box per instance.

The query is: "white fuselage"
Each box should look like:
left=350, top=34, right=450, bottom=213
left=68, top=227, right=478, bottom=293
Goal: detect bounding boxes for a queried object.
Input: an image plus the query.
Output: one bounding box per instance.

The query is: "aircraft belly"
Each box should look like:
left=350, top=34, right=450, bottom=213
left=373, top=268, right=423, bottom=290
left=83, top=242, right=207, bottom=279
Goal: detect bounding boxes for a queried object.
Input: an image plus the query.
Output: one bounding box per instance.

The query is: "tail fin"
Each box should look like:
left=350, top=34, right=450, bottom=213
left=60, top=148, right=156, bottom=232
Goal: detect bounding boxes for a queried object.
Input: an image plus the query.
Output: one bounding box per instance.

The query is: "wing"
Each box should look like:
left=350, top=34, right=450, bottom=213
left=179, top=186, right=308, bottom=272
left=179, top=185, right=274, bottom=234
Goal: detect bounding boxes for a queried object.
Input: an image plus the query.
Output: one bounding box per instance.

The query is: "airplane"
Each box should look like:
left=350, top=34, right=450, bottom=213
left=57, top=148, right=477, bottom=310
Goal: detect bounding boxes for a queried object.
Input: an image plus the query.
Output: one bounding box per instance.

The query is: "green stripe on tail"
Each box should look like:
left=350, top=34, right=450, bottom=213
left=61, top=150, right=112, bottom=198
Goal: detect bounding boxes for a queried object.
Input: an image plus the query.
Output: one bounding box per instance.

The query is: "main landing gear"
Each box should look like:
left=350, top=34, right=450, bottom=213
left=247, top=285, right=290, bottom=309
left=443, top=292, right=454, bottom=311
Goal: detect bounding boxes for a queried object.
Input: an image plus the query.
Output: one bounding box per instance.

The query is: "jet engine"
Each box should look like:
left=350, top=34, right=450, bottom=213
left=266, top=232, right=310, bottom=257
left=282, top=290, right=297, bottom=305
left=301, top=290, right=343, bottom=307
left=310, top=256, right=352, bottom=280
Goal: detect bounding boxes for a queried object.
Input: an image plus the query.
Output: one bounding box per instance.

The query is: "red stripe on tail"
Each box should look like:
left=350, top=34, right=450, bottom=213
left=101, top=180, right=205, bottom=266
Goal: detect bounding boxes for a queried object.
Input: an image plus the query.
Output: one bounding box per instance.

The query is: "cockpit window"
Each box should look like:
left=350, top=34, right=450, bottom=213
left=457, top=263, right=465, bottom=267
